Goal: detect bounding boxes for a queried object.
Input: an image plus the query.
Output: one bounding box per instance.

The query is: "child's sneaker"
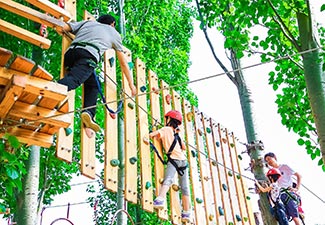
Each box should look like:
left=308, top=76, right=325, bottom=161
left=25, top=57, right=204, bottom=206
left=81, top=111, right=100, bottom=132
left=181, top=211, right=191, bottom=223
left=153, top=198, right=164, bottom=209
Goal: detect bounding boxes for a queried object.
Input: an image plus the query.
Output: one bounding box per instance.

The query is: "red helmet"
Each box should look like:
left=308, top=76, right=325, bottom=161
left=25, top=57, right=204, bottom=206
left=266, top=168, right=281, bottom=177
left=165, top=110, right=182, bottom=125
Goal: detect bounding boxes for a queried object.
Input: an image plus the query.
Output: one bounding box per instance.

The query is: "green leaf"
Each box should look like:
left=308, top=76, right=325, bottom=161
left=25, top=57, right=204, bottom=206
left=321, top=4, right=325, bottom=12
left=7, top=135, right=21, bottom=149
left=297, top=138, right=304, bottom=146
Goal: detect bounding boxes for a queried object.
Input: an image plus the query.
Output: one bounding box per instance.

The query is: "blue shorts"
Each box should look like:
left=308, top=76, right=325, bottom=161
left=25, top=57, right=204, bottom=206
left=280, top=192, right=299, bottom=218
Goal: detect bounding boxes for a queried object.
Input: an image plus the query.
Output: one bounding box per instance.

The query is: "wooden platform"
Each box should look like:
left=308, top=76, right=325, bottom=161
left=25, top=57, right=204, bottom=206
left=0, top=47, right=70, bottom=148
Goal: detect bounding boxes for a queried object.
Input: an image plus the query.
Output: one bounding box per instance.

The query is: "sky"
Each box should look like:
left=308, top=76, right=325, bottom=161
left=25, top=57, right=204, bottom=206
left=2, top=1, right=325, bottom=225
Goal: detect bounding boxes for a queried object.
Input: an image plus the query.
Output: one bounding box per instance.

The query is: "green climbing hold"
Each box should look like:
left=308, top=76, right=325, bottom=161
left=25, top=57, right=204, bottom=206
left=236, top=215, right=242, bottom=222
left=127, top=102, right=134, bottom=109
left=228, top=222, right=234, bottom=225
left=244, top=217, right=248, bottom=222
left=222, top=183, right=228, bottom=191
left=145, top=181, right=151, bottom=189
left=128, top=62, right=134, bottom=70
left=195, top=198, right=203, bottom=204
left=238, top=154, right=243, bottom=160
left=140, top=86, right=146, bottom=92
left=216, top=141, right=220, bottom=147
left=228, top=171, right=233, bottom=177
left=236, top=174, right=241, bottom=180
left=218, top=206, right=224, bottom=216
left=230, top=143, right=235, bottom=147
left=108, top=57, right=115, bottom=67
left=64, top=127, right=72, bottom=136
left=129, top=157, right=137, bottom=164
left=191, top=149, right=196, bottom=157
left=246, top=196, right=251, bottom=200
left=110, top=159, right=120, bottom=167
left=206, top=127, right=211, bottom=133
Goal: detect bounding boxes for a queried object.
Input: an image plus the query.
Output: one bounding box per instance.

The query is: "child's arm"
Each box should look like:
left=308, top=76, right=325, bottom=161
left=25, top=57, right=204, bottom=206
left=149, top=130, right=160, bottom=139
left=255, top=180, right=272, bottom=193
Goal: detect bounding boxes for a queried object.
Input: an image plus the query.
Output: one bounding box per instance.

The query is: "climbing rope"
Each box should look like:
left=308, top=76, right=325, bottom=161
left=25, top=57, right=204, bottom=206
left=110, top=209, right=136, bottom=225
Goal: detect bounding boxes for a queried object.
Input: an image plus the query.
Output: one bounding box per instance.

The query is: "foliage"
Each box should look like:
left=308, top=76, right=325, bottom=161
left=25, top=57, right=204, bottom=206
left=197, top=0, right=325, bottom=171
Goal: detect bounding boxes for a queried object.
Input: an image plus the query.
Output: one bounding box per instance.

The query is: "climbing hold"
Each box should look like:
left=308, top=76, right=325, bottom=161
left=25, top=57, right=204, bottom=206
left=140, top=86, right=146, bottom=92
left=128, top=62, right=134, bottom=70
left=222, top=183, right=228, bottom=191
left=186, top=112, right=193, bottom=121
left=172, top=184, right=180, bottom=191
left=197, top=129, right=203, bottom=136
left=165, top=94, right=171, bottom=105
left=211, top=161, right=217, bottom=166
left=110, top=159, right=120, bottom=167
left=222, top=138, right=227, bottom=144
left=228, top=222, right=234, bottom=225
left=109, top=112, right=116, bottom=119
left=129, top=157, right=137, bottom=164
left=238, top=155, right=242, bottom=160
left=246, top=196, right=251, bottom=200
left=191, top=149, right=196, bottom=157
left=152, top=87, right=159, bottom=94
left=236, top=174, right=241, bottom=180
left=143, top=137, right=149, bottom=145
left=206, top=127, right=211, bottom=133
left=209, top=214, right=214, bottom=221
left=218, top=206, right=224, bottom=216
left=145, top=181, right=151, bottom=189
left=196, top=198, right=203, bottom=204
left=230, top=143, right=235, bottom=148
left=236, top=215, right=242, bottom=222
left=108, top=57, right=115, bottom=67
left=159, top=178, right=164, bottom=184
left=228, top=171, right=233, bottom=177
left=64, top=127, right=72, bottom=136
left=127, top=102, right=134, bottom=109
left=204, top=176, right=209, bottom=181
left=216, top=141, right=220, bottom=147
left=243, top=217, right=248, bottom=222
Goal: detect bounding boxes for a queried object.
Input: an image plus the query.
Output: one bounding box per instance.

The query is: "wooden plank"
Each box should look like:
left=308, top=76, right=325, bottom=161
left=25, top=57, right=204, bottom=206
left=148, top=70, right=168, bottom=220
left=182, top=102, right=205, bottom=225
left=202, top=115, right=220, bottom=224
left=0, top=0, right=66, bottom=33
left=0, top=127, right=53, bottom=148
left=9, top=55, right=35, bottom=74
left=0, top=19, right=51, bottom=49
left=25, top=0, right=72, bottom=22
left=103, top=49, right=119, bottom=192
left=122, top=48, right=138, bottom=204
left=0, top=47, right=13, bottom=67
left=193, top=110, right=215, bottom=224
left=208, top=119, right=226, bottom=225
left=0, top=75, right=25, bottom=119
left=8, top=101, right=70, bottom=128
left=136, top=58, right=153, bottom=212
left=80, top=11, right=97, bottom=180
left=32, top=65, right=53, bottom=81
left=55, top=16, right=75, bottom=163
left=229, top=133, right=255, bottom=224
left=217, top=125, right=236, bottom=224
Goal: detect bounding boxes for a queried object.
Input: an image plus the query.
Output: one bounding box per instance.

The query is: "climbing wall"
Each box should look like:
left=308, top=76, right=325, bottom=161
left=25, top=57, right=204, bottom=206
left=0, top=1, right=256, bottom=224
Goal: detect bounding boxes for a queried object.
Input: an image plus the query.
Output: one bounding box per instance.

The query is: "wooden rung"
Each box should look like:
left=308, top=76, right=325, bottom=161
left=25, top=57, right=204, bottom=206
left=0, top=47, right=13, bottom=67
left=9, top=55, right=35, bottom=74
left=9, top=101, right=71, bottom=128
left=0, top=0, right=66, bottom=33
left=32, top=65, right=53, bottom=81
left=25, top=0, right=72, bottom=22
left=0, top=19, right=51, bottom=49
left=0, top=127, right=53, bottom=148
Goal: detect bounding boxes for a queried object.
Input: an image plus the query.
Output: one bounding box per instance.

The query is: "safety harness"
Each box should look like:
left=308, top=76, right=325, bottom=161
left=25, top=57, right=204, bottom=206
left=150, top=132, right=188, bottom=176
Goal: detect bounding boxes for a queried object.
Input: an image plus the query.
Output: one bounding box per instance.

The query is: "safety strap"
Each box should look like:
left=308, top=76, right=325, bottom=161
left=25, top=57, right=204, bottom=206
left=280, top=188, right=300, bottom=205
left=71, top=42, right=101, bottom=57
left=149, top=132, right=187, bottom=176
left=92, top=70, right=123, bottom=115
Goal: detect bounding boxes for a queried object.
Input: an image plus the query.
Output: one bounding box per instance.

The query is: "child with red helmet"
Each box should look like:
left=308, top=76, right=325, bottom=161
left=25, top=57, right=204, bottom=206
left=255, top=168, right=289, bottom=225
left=149, top=110, right=191, bottom=223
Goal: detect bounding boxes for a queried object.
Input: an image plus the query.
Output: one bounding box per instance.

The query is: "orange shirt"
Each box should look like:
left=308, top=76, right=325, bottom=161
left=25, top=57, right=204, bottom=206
left=158, top=126, right=187, bottom=160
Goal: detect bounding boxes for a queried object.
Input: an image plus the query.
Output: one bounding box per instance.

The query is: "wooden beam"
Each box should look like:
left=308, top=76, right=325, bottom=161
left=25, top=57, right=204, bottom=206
left=9, top=55, right=35, bottom=74
left=0, top=0, right=66, bottom=33
left=9, top=101, right=71, bottom=128
left=0, top=19, right=51, bottom=49
left=0, top=47, right=13, bottom=67
left=0, top=127, right=53, bottom=148
left=24, top=0, right=72, bottom=22
left=33, top=65, right=53, bottom=81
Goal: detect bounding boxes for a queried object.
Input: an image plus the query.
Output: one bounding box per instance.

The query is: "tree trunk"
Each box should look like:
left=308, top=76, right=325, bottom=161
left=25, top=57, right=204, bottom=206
left=15, top=146, right=40, bottom=225
left=297, top=12, right=325, bottom=165
left=230, top=50, right=277, bottom=225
